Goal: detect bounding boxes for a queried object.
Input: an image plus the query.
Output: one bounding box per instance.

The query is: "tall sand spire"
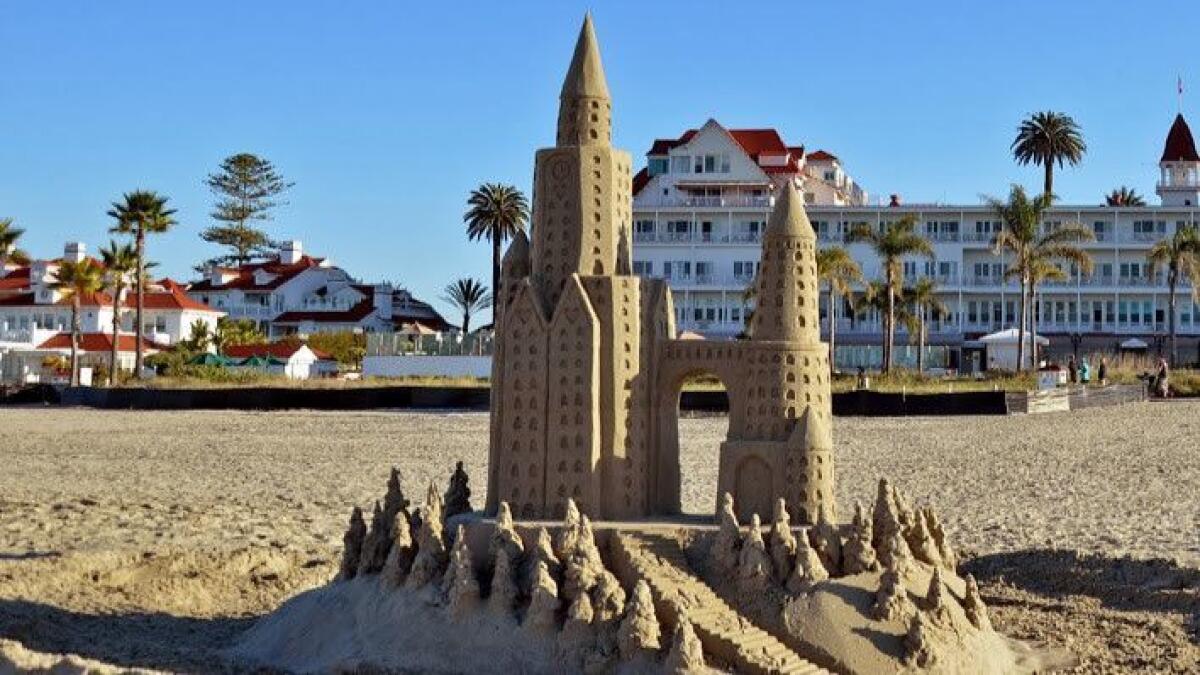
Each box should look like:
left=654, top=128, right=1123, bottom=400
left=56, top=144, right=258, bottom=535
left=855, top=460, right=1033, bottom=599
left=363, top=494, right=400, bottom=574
left=557, top=13, right=612, bottom=147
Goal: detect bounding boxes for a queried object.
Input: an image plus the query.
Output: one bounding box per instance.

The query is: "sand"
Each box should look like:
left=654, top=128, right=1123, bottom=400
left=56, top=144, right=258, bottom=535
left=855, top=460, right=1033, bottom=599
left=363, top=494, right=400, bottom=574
left=0, top=404, right=1197, bottom=672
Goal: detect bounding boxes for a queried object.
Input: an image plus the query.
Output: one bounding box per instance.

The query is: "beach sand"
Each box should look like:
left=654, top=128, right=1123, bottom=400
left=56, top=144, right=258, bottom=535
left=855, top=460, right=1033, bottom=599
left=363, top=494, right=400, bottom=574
left=0, top=404, right=1197, bottom=672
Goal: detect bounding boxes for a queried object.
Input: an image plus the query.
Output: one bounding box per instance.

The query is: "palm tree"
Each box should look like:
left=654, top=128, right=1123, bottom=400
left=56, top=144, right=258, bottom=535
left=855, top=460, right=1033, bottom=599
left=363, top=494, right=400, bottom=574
left=987, top=185, right=1046, bottom=371
left=107, top=191, right=177, bottom=378
left=853, top=280, right=909, bottom=369
left=214, top=317, right=267, bottom=352
left=901, top=278, right=948, bottom=373
left=845, top=215, right=934, bottom=373
left=816, top=246, right=863, bottom=373
left=0, top=218, right=28, bottom=269
left=1012, top=111, right=1087, bottom=199
left=442, top=278, right=492, bottom=336
left=51, top=259, right=105, bottom=386
left=1147, top=226, right=1200, bottom=365
left=463, top=184, right=528, bottom=310
left=1105, top=186, right=1146, bottom=207
left=1025, top=258, right=1070, bottom=368
left=99, top=241, right=138, bottom=386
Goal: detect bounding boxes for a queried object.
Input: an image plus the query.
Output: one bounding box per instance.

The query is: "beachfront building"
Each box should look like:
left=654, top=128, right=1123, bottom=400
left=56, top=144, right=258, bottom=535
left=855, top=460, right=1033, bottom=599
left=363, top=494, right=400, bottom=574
left=222, top=342, right=338, bottom=380
left=186, top=240, right=450, bottom=339
left=0, top=242, right=224, bottom=382
left=631, top=115, right=1200, bottom=368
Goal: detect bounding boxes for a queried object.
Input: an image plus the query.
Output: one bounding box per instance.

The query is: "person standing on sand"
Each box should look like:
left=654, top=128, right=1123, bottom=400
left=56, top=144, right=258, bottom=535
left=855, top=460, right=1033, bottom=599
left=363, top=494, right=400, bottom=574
left=1153, top=357, right=1170, bottom=398
left=1067, top=355, right=1077, bottom=384
left=1097, top=357, right=1108, bottom=386
left=1079, top=358, right=1091, bottom=384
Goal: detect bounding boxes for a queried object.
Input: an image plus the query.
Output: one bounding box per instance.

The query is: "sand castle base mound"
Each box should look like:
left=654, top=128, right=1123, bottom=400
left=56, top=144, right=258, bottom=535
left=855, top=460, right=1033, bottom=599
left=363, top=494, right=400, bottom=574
left=785, top=567, right=1022, bottom=674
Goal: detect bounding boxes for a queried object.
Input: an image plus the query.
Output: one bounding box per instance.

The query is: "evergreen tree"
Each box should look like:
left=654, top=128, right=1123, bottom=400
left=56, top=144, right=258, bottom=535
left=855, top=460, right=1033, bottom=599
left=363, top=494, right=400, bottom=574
left=202, top=153, right=294, bottom=266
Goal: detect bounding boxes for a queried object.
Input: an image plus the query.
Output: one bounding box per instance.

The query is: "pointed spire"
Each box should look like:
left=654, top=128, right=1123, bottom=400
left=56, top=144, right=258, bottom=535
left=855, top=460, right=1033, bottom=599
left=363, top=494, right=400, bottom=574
left=556, top=13, right=612, bottom=147
left=561, top=13, right=610, bottom=102
left=766, top=181, right=816, bottom=240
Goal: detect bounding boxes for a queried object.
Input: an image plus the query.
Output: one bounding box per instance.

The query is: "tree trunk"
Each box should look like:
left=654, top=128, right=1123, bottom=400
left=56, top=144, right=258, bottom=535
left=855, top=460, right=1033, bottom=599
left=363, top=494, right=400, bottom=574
left=134, top=230, right=146, bottom=379
left=70, top=298, right=81, bottom=387
left=491, top=233, right=501, bottom=312
left=918, top=307, right=926, bottom=374
left=827, top=283, right=837, bottom=374
left=1168, top=269, right=1178, bottom=366
left=1016, top=273, right=1028, bottom=372
left=1043, top=163, right=1053, bottom=201
left=1030, top=284, right=1040, bottom=369
left=884, top=274, right=895, bottom=374
left=462, top=310, right=471, bottom=337
left=109, top=283, right=121, bottom=386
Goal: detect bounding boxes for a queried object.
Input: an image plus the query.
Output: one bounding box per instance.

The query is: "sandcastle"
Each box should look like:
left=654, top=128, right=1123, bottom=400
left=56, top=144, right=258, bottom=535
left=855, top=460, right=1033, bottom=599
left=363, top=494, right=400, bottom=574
left=233, top=14, right=1032, bottom=674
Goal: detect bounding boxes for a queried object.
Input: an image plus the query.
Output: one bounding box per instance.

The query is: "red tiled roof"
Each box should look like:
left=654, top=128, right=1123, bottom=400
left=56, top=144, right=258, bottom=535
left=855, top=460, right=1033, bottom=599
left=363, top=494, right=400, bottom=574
left=187, top=256, right=325, bottom=292
left=1161, top=114, right=1200, bottom=162
left=0, top=267, right=31, bottom=292
left=36, top=333, right=168, bottom=353
left=272, top=297, right=376, bottom=324
left=806, top=149, right=839, bottom=162
left=632, top=167, right=651, bottom=196
left=643, top=123, right=805, bottom=176
left=223, top=342, right=333, bottom=360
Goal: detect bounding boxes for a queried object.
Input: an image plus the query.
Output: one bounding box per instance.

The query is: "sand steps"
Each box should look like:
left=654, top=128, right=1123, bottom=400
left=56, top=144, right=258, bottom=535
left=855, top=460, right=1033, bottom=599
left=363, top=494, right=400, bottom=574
left=612, top=532, right=830, bottom=675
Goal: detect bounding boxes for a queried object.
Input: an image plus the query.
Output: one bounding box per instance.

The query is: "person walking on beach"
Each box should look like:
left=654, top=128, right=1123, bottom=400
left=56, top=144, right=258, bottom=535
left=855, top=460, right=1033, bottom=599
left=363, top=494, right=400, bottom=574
left=1153, top=356, right=1170, bottom=398
left=1079, top=357, right=1091, bottom=384
left=1097, top=356, right=1108, bottom=386
left=1067, top=354, right=1078, bottom=384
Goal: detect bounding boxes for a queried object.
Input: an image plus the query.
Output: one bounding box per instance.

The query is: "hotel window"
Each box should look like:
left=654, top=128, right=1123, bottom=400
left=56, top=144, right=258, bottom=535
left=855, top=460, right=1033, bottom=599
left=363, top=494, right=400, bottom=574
left=730, top=307, right=742, bottom=323
left=694, top=153, right=730, bottom=174
left=823, top=170, right=836, bottom=181
left=666, top=220, right=690, bottom=237
left=903, top=261, right=917, bottom=277
left=670, top=156, right=690, bottom=174
left=631, top=260, right=652, bottom=276
left=663, top=261, right=691, bottom=279
left=648, top=158, right=669, bottom=176
left=694, top=261, right=714, bottom=279
left=1118, top=301, right=1129, bottom=324
left=733, top=261, right=757, bottom=279
left=1004, top=301, right=1015, bottom=323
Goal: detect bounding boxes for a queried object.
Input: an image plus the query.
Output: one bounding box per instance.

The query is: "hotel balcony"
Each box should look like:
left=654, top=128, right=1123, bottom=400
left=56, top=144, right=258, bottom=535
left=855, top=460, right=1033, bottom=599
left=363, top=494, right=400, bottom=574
left=635, top=195, right=774, bottom=209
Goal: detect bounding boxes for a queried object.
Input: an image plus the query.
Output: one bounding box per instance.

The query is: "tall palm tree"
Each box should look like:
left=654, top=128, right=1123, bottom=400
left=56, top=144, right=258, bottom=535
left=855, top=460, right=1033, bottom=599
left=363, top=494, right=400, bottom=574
left=1147, top=226, right=1200, bottom=365
left=816, top=246, right=863, bottom=373
left=51, top=259, right=105, bottom=386
left=901, top=277, right=948, bottom=373
left=1105, top=186, right=1146, bottom=207
left=1012, top=111, right=1087, bottom=199
left=853, top=280, right=910, bottom=369
left=99, top=241, right=138, bottom=386
left=1025, top=258, right=1071, bottom=368
left=846, top=215, right=934, bottom=373
left=107, top=191, right=177, bottom=378
left=441, top=278, right=492, bottom=336
left=987, top=185, right=1047, bottom=371
left=0, top=218, right=28, bottom=269
left=463, top=184, right=528, bottom=310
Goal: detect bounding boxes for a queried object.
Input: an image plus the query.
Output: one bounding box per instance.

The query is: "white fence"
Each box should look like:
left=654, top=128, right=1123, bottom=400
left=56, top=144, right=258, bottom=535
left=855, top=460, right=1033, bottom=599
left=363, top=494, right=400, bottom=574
left=363, top=355, right=492, bottom=379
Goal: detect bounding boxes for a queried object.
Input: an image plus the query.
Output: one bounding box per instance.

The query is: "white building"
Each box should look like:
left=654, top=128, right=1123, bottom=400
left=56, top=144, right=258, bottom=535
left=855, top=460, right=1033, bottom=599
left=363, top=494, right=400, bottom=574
left=632, top=116, right=1200, bottom=368
left=186, top=240, right=450, bottom=339
left=0, top=242, right=224, bottom=382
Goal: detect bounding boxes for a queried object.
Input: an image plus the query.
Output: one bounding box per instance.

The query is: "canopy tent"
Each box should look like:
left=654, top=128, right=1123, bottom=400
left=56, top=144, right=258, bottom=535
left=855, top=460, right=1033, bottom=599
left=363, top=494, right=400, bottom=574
left=1119, top=337, right=1149, bottom=351
left=977, top=328, right=1049, bottom=371
left=188, top=352, right=234, bottom=367
left=237, top=355, right=273, bottom=368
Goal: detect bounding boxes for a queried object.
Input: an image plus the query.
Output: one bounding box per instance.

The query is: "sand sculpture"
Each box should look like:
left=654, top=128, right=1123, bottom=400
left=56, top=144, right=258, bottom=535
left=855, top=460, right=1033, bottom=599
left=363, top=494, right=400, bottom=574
left=486, top=13, right=833, bottom=525
left=237, top=14, right=1027, bottom=674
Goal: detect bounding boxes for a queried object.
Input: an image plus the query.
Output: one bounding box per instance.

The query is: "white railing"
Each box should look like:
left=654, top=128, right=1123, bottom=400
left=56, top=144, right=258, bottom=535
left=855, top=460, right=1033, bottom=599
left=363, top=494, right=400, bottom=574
left=637, top=196, right=773, bottom=209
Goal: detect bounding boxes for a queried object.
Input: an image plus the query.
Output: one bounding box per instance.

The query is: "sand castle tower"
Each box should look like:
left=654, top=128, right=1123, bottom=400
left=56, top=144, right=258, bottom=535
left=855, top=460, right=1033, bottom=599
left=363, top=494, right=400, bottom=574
left=487, top=14, right=834, bottom=524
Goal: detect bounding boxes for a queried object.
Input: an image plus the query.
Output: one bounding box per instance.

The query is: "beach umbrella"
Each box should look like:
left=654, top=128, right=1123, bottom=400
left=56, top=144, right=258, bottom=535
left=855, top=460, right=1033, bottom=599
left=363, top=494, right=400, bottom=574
left=188, top=352, right=231, bottom=367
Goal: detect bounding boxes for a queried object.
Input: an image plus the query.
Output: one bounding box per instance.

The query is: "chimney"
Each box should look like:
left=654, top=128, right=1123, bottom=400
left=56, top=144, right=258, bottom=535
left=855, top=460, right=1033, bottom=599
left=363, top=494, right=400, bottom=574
left=64, top=241, right=86, bottom=263
left=374, top=284, right=394, bottom=320
left=280, top=240, right=303, bottom=265
left=888, top=194, right=902, bottom=207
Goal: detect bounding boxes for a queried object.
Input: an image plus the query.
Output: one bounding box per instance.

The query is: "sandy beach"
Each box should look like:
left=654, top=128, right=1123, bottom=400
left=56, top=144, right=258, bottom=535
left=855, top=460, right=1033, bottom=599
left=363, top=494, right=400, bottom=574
left=0, top=404, right=1197, bottom=672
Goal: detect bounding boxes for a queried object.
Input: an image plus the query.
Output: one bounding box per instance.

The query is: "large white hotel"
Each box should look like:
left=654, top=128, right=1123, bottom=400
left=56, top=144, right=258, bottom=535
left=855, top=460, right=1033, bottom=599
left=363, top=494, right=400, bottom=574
left=631, top=116, right=1200, bottom=368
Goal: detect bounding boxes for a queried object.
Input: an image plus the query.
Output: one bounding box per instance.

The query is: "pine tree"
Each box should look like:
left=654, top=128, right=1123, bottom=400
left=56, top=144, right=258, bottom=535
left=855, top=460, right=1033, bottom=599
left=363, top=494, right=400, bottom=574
left=201, top=153, right=294, bottom=266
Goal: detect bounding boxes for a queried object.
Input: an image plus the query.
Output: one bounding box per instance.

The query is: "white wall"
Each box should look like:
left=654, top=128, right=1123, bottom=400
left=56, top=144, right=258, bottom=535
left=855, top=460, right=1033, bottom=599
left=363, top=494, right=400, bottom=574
left=364, top=355, right=492, bottom=379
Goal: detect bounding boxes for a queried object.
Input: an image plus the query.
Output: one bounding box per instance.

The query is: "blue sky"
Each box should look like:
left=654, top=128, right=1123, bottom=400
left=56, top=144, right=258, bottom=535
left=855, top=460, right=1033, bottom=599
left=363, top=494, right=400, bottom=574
left=1, top=1, right=1197, bottom=320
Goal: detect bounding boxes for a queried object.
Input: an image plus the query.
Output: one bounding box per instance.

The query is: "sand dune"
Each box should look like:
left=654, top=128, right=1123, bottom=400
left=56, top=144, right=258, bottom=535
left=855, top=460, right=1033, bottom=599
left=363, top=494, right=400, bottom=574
left=0, top=404, right=1197, bottom=672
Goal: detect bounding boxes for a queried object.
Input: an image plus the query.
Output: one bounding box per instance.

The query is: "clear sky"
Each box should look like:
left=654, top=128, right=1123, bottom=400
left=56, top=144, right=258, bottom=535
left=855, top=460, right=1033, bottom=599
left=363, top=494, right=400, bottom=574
left=2, top=1, right=1197, bottom=322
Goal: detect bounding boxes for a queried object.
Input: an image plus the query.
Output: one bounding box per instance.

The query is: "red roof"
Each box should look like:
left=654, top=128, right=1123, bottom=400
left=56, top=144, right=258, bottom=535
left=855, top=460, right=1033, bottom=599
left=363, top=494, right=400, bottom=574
left=642, top=123, right=805, bottom=180
left=36, top=333, right=168, bottom=353
left=188, top=256, right=325, bottom=292
left=1161, top=114, right=1200, bottom=162
left=806, top=149, right=839, bottom=162
left=223, top=342, right=333, bottom=360
left=0, top=267, right=31, bottom=292
left=632, top=167, right=651, bottom=196
left=272, top=297, right=376, bottom=324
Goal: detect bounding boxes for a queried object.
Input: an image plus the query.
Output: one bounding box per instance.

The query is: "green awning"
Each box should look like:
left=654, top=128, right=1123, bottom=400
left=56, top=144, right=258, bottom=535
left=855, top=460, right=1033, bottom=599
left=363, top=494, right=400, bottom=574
left=188, top=353, right=233, bottom=366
